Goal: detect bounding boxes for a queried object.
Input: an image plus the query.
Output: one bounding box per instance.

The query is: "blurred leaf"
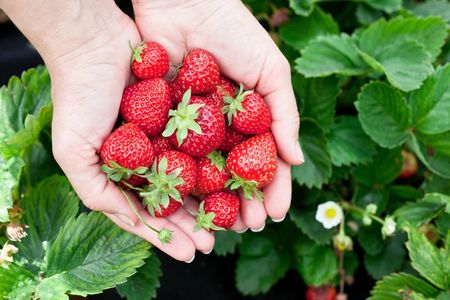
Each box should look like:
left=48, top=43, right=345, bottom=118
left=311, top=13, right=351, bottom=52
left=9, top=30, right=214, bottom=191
left=0, top=156, right=24, bottom=222
left=364, top=0, right=402, bottom=12
left=409, top=135, right=450, bottom=178
left=437, top=292, right=450, bottom=300
left=411, top=0, right=450, bottom=23
left=394, top=200, right=445, bottom=228
left=389, top=185, right=424, bottom=200
left=358, top=223, right=385, bottom=256
left=352, top=186, right=389, bottom=212
left=24, top=142, right=61, bottom=185
left=344, top=251, right=359, bottom=276
left=328, top=115, right=377, bottom=166
left=416, top=131, right=450, bottom=156
left=289, top=205, right=335, bottom=244
left=0, top=264, right=37, bottom=300
left=356, top=4, right=384, bottom=26
left=292, top=120, right=332, bottom=188
left=289, top=0, right=316, bottom=16
left=243, top=0, right=269, bottom=15
left=436, top=214, right=450, bottom=236
left=422, top=193, right=450, bottom=213
left=214, top=231, right=243, bottom=256
left=421, top=174, right=450, bottom=195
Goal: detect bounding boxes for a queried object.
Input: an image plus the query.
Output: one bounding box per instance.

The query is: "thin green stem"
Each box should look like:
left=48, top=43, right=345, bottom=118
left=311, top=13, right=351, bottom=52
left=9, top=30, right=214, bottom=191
left=341, top=202, right=384, bottom=225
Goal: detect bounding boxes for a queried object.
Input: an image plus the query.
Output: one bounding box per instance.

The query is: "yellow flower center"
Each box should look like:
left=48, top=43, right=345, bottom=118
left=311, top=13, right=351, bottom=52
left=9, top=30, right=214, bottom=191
left=325, top=208, right=337, bottom=219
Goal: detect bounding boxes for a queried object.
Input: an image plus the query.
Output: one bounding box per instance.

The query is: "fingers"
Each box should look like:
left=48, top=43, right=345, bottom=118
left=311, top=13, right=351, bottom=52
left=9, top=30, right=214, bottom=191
left=230, top=212, right=248, bottom=233
left=239, top=191, right=267, bottom=231
left=263, top=158, right=292, bottom=221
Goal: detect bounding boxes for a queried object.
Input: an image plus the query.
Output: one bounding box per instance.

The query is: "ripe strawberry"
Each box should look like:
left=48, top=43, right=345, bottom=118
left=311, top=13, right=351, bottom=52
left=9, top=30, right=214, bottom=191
left=399, top=150, right=418, bottom=179
left=226, top=132, right=277, bottom=200
left=193, top=151, right=230, bottom=195
left=306, top=286, right=337, bottom=300
left=219, top=126, right=248, bottom=153
left=151, top=136, right=174, bottom=155
left=154, top=198, right=182, bottom=218
left=100, top=123, right=155, bottom=186
left=163, top=90, right=225, bottom=158
left=120, top=78, right=171, bottom=137
left=222, top=84, right=272, bottom=134
left=176, top=49, right=220, bottom=94
left=140, top=150, right=197, bottom=216
left=195, top=191, right=240, bottom=231
left=203, top=77, right=237, bottom=108
left=130, top=41, right=169, bottom=80
left=170, top=80, right=185, bottom=104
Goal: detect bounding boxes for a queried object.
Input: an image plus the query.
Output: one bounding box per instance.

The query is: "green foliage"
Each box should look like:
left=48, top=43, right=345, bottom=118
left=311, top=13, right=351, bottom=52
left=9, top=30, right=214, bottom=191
left=214, top=230, right=243, bottom=256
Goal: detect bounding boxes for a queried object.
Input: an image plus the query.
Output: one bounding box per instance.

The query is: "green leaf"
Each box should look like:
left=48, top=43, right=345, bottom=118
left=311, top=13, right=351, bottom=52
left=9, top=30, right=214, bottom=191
left=394, top=200, right=445, bottom=228
left=356, top=5, right=384, bottom=26
left=365, top=233, right=407, bottom=279
left=292, top=120, right=332, bottom=188
left=416, top=131, right=450, bottom=156
left=116, top=253, right=162, bottom=300
left=353, top=147, right=403, bottom=186
left=289, top=205, right=334, bottom=244
left=352, top=185, right=389, bottom=212
left=436, top=214, right=450, bottom=237
left=0, top=263, right=37, bottom=300
left=214, top=231, right=243, bottom=256
left=409, top=135, right=450, bottom=178
left=422, top=193, right=450, bottom=213
left=422, top=174, right=450, bottom=195
left=364, top=0, right=402, bottom=13
left=289, top=0, right=315, bottom=16
left=0, top=66, right=52, bottom=159
left=437, top=292, right=450, bottom=300
left=358, top=223, right=385, bottom=256
left=356, top=82, right=411, bottom=148
left=389, top=185, right=424, bottom=200
left=368, top=273, right=440, bottom=300
left=409, top=64, right=450, bottom=135
left=406, top=226, right=450, bottom=289
left=411, top=0, right=450, bottom=24
left=294, top=235, right=338, bottom=285
left=295, top=34, right=369, bottom=77
left=15, top=176, right=79, bottom=274
left=280, top=7, right=339, bottom=51
left=236, top=229, right=291, bottom=295
left=0, top=156, right=24, bottom=222
left=294, top=75, right=339, bottom=131
left=37, top=212, right=150, bottom=297
left=328, top=116, right=377, bottom=166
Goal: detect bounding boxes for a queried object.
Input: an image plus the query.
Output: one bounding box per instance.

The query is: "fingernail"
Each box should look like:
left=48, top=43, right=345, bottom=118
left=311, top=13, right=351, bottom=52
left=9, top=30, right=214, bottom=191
left=236, top=227, right=249, bottom=233
left=185, top=254, right=195, bottom=263
left=114, top=213, right=136, bottom=227
left=271, top=215, right=286, bottom=223
left=202, top=248, right=213, bottom=255
left=250, top=223, right=265, bottom=232
left=296, top=143, right=305, bottom=163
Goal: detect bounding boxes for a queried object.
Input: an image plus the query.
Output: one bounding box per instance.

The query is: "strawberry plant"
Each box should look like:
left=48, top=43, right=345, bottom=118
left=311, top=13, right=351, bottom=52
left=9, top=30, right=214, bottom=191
left=1, top=0, right=450, bottom=299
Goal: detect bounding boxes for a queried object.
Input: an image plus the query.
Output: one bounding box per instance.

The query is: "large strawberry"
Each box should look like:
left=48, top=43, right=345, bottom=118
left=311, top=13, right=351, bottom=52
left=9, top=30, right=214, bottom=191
left=170, top=80, right=185, bottom=104
left=151, top=136, right=174, bottom=155
left=219, top=126, right=248, bottom=153
left=130, top=41, right=169, bottom=80
left=195, top=191, right=240, bottom=231
left=176, top=49, right=220, bottom=94
left=193, top=151, right=230, bottom=195
left=222, top=84, right=272, bottom=134
left=120, top=78, right=171, bottom=137
left=204, top=77, right=237, bottom=108
left=226, top=132, right=277, bottom=200
left=163, top=90, right=225, bottom=158
left=100, top=123, right=155, bottom=186
left=140, top=150, right=197, bottom=216
left=154, top=199, right=182, bottom=218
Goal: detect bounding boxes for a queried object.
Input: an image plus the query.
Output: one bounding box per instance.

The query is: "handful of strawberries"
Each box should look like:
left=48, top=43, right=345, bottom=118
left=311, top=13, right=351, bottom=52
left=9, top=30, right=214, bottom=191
left=100, top=41, right=278, bottom=243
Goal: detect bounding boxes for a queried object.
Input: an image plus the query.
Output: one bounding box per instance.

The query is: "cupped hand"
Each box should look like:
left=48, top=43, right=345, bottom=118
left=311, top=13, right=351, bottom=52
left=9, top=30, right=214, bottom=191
left=132, top=0, right=304, bottom=231
left=48, top=1, right=212, bottom=262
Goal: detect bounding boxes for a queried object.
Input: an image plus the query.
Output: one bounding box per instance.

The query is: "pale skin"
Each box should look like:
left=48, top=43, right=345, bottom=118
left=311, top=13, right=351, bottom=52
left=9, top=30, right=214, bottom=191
left=1, top=0, right=303, bottom=262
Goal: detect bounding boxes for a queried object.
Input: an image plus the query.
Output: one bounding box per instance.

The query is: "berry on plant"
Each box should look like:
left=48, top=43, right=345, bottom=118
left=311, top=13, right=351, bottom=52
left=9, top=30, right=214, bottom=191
left=398, top=150, right=418, bottom=179
left=306, top=285, right=337, bottom=300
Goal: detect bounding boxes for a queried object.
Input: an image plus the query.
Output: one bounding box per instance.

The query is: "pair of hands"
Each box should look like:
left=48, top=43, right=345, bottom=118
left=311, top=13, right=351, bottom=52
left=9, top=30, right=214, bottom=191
left=42, top=0, right=302, bottom=262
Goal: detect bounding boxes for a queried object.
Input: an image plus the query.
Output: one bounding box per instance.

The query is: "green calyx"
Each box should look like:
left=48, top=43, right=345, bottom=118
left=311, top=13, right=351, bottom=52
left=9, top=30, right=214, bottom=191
left=194, top=201, right=225, bottom=232
left=225, top=173, right=264, bottom=201
left=139, top=157, right=185, bottom=217
left=158, top=229, right=174, bottom=244
left=207, top=150, right=226, bottom=171
left=129, top=40, right=145, bottom=63
left=221, top=83, right=252, bottom=125
left=162, top=89, right=204, bottom=145
left=101, top=161, right=148, bottom=183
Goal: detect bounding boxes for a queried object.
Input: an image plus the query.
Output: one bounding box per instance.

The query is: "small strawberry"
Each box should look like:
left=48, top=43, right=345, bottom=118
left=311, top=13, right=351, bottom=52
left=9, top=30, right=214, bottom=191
left=154, top=199, right=182, bottom=218
left=193, top=151, right=230, bottom=195
left=120, top=78, right=172, bottom=137
left=226, top=132, right=277, bottom=200
left=203, top=77, right=237, bottom=108
left=163, top=90, right=225, bottom=158
left=170, top=80, right=185, bottom=104
left=219, top=126, right=248, bottom=153
left=222, top=84, right=272, bottom=134
left=140, top=150, right=197, bottom=216
left=151, top=136, right=174, bottom=155
left=100, top=123, right=155, bottom=186
left=195, top=191, right=240, bottom=231
left=306, top=286, right=337, bottom=300
left=130, top=41, right=169, bottom=80
left=176, top=49, right=220, bottom=94
left=399, top=150, right=418, bottom=179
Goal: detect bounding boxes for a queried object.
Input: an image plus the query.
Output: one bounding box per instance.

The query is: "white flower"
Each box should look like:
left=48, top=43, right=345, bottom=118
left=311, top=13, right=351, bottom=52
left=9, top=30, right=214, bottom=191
left=315, top=201, right=343, bottom=229
left=6, top=223, right=28, bottom=242
left=0, top=243, right=18, bottom=268
left=382, top=216, right=396, bottom=238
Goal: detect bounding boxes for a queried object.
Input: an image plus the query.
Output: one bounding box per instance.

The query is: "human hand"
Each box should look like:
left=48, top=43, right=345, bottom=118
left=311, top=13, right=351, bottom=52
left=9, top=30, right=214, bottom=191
left=131, top=0, right=304, bottom=231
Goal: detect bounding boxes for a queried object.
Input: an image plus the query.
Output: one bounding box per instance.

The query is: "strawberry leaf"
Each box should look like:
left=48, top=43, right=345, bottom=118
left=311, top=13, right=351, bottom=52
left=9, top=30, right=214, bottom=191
left=409, top=135, right=450, bottom=179
left=214, top=231, right=243, bottom=256
left=410, top=0, right=450, bottom=23
left=0, top=156, right=24, bottom=222
left=0, top=263, right=37, bottom=299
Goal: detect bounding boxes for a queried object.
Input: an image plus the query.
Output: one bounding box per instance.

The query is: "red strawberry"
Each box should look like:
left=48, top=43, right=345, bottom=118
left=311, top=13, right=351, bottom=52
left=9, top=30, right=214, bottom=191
left=219, top=126, right=248, bottom=153
left=222, top=84, right=272, bottom=134
left=399, top=150, right=418, bottom=179
left=120, top=78, right=172, bottom=137
left=193, top=151, right=230, bottom=195
left=226, top=132, right=277, bottom=200
left=130, top=41, right=169, bottom=80
left=140, top=150, right=197, bottom=216
left=154, top=198, right=182, bottom=218
left=203, top=77, right=237, bottom=108
left=170, top=80, right=185, bottom=104
left=100, top=123, right=155, bottom=186
left=195, top=191, right=240, bottom=231
left=163, top=90, right=225, bottom=158
left=306, top=286, right=337, bottom=300
left=176, top=49, right=220, bottom=94
left=151, top=136, right=174, bottom=155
